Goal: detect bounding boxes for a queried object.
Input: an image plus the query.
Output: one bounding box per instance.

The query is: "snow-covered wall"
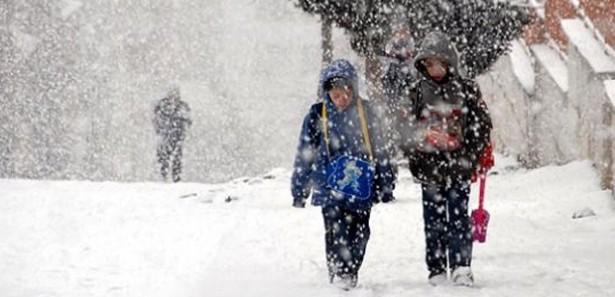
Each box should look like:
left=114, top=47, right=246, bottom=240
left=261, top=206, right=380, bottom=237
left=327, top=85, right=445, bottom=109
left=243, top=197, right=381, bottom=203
left=604, top=80, right=615, bottom=191
left=530, top=44, right=579, bottom=164
left=476, top=48, right=532, bottom=164
left=480, top=18, right=615, bottom=190
left=563, top=19, right=615, bottom=190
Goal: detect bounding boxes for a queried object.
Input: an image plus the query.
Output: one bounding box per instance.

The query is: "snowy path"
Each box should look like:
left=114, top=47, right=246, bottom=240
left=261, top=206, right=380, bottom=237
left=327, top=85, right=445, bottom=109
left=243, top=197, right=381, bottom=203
left=1, top=158, right=614, bottom=297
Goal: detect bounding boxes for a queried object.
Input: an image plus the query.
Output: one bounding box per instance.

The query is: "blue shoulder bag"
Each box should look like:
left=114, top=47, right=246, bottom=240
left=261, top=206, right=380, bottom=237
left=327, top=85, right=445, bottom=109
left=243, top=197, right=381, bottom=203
left=321, top=99, right=376, bottom=201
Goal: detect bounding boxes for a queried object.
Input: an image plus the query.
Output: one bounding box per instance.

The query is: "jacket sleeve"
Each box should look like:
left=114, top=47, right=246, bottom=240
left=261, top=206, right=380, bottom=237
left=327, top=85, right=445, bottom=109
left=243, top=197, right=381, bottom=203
left=397, top=80, right=422, bottom=154
left=179, top=102, right=192, bottom=127
left=290, top=104, right=323, bottom=206
left=460, top=82, right=492, bottom=171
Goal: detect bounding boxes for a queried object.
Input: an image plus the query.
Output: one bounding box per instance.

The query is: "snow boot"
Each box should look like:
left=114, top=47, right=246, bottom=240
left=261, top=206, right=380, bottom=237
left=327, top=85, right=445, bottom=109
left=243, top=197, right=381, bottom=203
left=336, top=274, right=358, bottom=290
left=451, top=267, right=474, bottom=287
left=428, top=271, right=447, bottom=286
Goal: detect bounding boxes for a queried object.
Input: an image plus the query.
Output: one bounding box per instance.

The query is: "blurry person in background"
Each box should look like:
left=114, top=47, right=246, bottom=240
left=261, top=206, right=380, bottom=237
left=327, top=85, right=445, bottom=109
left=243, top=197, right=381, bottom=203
left=383, top=25, right=417, bottom=105
left=382, top=25, right=418, bottom=152
left=153, top=86, right=192, bottom=182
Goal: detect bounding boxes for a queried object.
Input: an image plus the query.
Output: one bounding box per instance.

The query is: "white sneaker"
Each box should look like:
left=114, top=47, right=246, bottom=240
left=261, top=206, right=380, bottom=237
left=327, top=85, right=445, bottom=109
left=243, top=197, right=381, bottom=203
left=428, top=272, right=447, bottom=286
left=451, top=267, right=474, bottom=287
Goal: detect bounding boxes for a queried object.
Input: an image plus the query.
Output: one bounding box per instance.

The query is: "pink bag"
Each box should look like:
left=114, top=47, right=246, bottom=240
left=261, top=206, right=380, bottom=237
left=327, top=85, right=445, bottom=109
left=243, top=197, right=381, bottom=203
left=471, top=174, right=490, bottom=243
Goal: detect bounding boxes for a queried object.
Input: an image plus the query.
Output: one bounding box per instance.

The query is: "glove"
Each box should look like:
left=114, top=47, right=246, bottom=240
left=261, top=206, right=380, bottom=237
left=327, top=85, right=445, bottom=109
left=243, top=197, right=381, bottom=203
left=472, top=143, right=494, bottom=182
left=379, top=191, right=395, bottom=203
left=373, top=183, right=395, bottom=204
left=373, top=193, right=395, bottom=204
left=425, top=129, right=460, bottom=151
left=292, top=197, right=306, bottom=208
left=478, top=143, right=495, bottom=172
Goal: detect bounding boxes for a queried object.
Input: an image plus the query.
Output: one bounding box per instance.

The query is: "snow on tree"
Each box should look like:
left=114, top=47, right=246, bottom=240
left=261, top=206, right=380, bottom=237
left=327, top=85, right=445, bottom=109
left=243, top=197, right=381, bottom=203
left=294, top=0, right=533, bottom=79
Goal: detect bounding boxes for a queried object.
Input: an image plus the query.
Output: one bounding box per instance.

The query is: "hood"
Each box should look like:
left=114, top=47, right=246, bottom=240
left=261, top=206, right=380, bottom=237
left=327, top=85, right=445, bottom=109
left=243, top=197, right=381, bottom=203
left=318, top=59, right=359, bottom=101
left=414, top=32, right=464, bottom=80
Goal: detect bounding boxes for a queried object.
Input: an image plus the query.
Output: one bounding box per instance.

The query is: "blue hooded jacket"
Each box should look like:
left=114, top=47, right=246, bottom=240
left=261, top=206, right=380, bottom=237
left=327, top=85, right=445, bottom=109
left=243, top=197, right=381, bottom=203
left=291, top=59, right=396, bottom=210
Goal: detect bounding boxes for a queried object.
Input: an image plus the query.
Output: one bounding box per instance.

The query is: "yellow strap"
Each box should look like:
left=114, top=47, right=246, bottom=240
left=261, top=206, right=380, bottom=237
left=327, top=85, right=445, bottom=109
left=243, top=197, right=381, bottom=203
left=321, top=99, right=374, bottom=162
left=321, top=103, right=330, bottom=156
left=357, top=99, right=374, bottom=162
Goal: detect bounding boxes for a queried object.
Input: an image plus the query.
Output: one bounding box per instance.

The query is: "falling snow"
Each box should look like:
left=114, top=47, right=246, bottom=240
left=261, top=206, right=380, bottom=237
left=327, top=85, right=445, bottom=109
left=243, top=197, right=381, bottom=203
left=0, top=1, right=614, bottom=296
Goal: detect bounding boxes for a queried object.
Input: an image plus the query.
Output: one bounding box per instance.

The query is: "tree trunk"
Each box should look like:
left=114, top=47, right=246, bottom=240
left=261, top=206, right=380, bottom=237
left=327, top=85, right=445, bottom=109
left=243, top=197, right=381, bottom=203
left=321, top=17, right=333, bottom=66
left=362, top=0, right=383, bottom=101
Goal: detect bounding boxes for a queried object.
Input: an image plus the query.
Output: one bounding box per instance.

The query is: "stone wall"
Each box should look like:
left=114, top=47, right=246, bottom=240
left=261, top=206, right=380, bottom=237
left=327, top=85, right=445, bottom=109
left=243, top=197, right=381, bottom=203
left=530, top=44, right=579, bottom=165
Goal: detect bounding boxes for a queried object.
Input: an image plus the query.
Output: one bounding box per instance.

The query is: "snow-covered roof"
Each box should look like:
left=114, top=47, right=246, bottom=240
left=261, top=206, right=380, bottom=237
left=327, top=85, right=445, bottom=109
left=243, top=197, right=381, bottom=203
left=531, top=44, right=569, bottom=92
left=510, top=40, right=535, bottom=94
left=561, top=19, right=615, bottom=74
left=605, top=80, right=615, bottom=108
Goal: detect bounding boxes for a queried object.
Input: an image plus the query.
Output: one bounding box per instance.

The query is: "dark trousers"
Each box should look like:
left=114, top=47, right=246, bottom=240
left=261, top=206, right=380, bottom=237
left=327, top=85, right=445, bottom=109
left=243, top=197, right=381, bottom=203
left=322, top=205, right=371, bottom=279
left=421, top=181, right=472, bottom=275
left=157, top=139, right=183, bottom=182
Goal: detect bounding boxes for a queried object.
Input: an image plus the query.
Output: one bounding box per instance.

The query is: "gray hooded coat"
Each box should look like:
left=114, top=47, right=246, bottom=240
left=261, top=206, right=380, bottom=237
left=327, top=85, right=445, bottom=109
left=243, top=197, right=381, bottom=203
left=401, top=32, right=492, bottom=185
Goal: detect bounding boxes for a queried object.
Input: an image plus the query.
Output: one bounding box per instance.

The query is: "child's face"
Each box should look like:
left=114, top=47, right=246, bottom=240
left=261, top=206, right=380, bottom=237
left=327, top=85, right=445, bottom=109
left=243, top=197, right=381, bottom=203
left=423, top=58, right=448, bottom=81
left=329, top=86, right=353, bottom=110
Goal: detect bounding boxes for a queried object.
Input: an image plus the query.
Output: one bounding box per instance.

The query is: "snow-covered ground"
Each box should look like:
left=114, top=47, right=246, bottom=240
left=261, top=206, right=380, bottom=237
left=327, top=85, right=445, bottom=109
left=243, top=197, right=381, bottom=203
left=1, top=157, right=614, bottom=297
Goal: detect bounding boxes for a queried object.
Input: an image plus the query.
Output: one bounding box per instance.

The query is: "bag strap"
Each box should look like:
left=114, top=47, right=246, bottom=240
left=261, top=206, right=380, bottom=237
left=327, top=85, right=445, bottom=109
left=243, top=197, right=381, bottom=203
left=321, top=103, right=330, bottom=156
left=357, top=99, right=374, bottom=162
left=321, top=99, right=374, bottom=162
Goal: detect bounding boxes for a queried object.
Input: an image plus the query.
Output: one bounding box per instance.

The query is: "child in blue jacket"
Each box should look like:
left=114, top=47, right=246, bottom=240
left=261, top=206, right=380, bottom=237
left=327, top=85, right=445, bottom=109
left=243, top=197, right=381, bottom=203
left=291, top=59, right=397, bottom=289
